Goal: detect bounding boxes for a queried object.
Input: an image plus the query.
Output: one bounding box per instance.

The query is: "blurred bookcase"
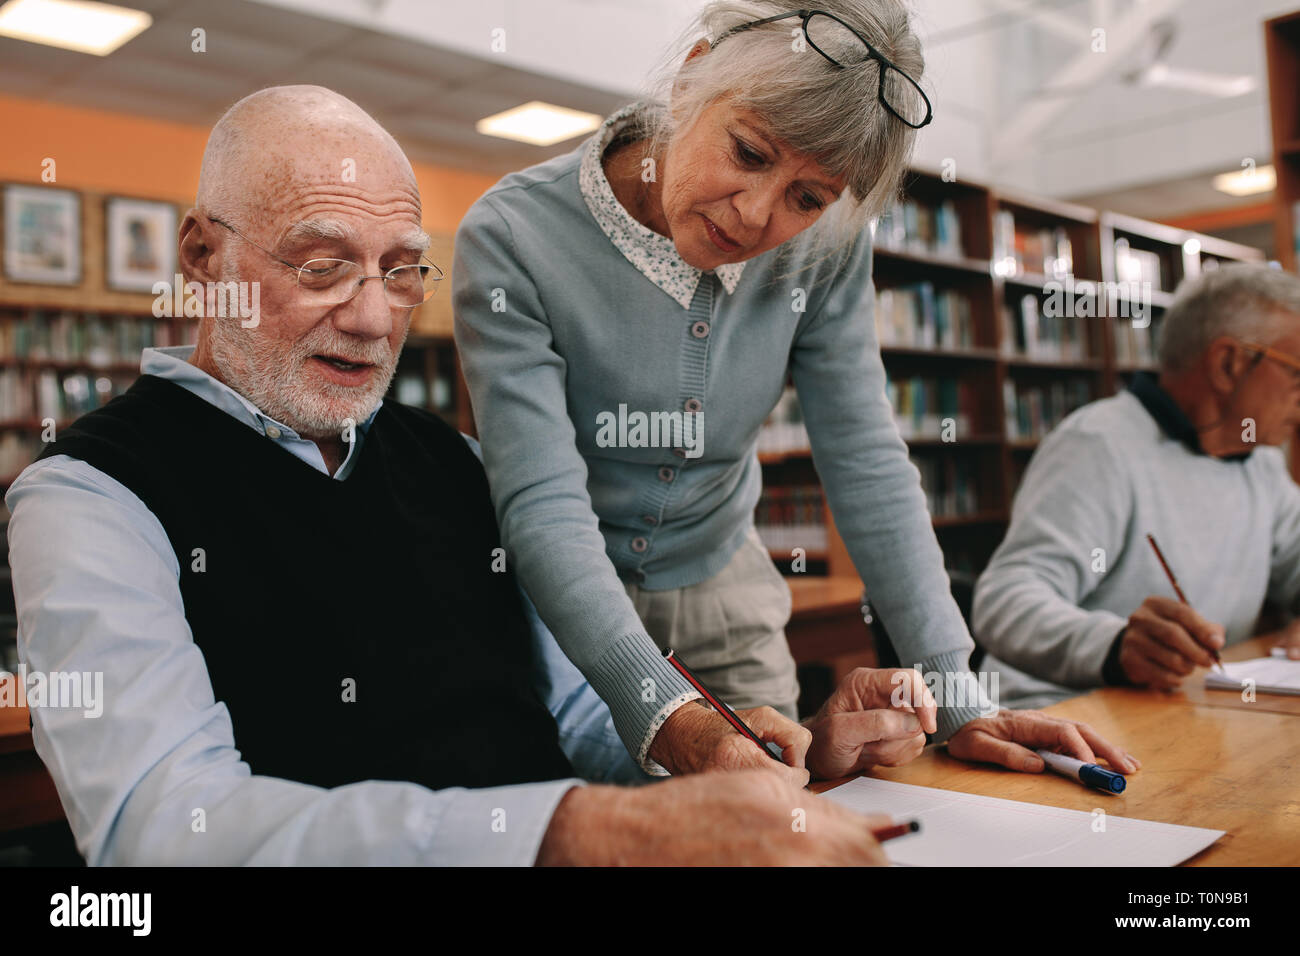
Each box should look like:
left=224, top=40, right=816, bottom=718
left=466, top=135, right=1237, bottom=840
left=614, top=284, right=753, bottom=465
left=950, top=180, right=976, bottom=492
left=756, top=169, right=1262, bottom=601
left=1265, top=9, right=1300, bottom=481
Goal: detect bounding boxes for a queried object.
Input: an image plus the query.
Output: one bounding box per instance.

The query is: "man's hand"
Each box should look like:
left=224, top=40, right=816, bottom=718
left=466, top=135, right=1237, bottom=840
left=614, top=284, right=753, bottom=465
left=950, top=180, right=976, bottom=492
left=536, top=770, right=893, bottom=865
left=1119, top=595, right=1225, bottom=688
left=803, top=667, right=938, bottom=780
left=647, top=700, right=812, bottom=787
left=947, top=709, right=1140, bottom=774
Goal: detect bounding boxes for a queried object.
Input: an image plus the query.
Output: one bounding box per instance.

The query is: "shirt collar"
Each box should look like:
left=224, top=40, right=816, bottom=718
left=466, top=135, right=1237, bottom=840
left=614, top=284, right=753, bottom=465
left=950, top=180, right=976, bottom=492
left=579, top=101, right=745, bottom=310
left=139, top=346, right=382, bottom=440
left=1127, top=370, right=1251, bottom=462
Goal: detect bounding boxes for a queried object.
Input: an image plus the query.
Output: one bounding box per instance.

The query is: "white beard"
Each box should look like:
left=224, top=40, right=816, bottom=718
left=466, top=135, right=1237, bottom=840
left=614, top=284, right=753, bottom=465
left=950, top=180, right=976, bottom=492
left=207, top=297, right=406, bottom=440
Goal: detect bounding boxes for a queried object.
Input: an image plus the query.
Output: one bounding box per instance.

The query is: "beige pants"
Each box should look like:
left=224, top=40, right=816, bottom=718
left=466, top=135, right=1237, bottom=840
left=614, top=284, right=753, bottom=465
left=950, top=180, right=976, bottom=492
left=622, top=526, right=800, bottom=720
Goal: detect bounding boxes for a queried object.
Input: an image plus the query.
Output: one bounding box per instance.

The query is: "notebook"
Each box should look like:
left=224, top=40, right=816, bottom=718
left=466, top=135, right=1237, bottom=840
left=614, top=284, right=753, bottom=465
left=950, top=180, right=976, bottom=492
left=1205, top=647, right=1300, bottom=696
left=822, top=777, right=1223, bottom=866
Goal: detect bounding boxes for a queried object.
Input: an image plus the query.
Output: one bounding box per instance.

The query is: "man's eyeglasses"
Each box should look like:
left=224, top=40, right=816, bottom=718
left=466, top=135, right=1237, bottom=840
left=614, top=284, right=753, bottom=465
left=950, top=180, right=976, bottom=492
left=710, top=8, right=933, bottom=129
left=1239, top=340, right=1300, bottom=383
left=207, top=216, right=443, bottom=308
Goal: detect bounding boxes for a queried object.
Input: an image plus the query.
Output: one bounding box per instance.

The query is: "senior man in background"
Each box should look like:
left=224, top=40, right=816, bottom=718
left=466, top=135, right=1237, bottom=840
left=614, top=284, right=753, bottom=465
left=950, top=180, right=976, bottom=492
left=6, top=84, right=938, bottom=866
left=973, top=264, right=1300, bottom=709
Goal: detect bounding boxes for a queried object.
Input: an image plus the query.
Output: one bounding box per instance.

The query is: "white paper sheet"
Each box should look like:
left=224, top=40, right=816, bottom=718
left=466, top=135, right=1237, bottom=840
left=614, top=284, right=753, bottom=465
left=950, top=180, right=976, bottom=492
left=1205, top=649, right=1300, bottom=696
left=822, top=777, right=1223, bottom=866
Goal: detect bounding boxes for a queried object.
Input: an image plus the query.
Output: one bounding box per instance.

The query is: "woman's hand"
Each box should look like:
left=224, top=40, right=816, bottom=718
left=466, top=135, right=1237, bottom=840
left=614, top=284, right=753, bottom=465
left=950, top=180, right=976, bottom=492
left=803, top=667, right=938, bottom=780
left=649, top=701, right=812, bottom=788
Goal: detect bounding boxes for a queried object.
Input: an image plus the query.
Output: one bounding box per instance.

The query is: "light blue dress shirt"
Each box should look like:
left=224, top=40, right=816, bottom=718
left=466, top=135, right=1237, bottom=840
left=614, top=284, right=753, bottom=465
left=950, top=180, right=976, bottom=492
left=5, top=345, right=641, bottom=866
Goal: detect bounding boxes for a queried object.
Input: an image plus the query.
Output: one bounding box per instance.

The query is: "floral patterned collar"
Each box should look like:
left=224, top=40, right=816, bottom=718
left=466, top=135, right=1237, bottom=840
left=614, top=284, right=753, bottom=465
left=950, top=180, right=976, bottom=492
left=578, top=101, right=745, bottom=310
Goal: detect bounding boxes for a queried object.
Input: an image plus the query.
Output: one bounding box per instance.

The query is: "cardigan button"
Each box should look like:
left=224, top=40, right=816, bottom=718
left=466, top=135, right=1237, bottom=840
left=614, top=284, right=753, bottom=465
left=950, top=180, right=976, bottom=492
left=672, top=447, right=687, bottom=458
left=658, top=466, right=675, bottom=482
left=631, top=536, right=649, bottom=553
left=264, top=425, right=282, bottom=439
left=642, top=514, right=658, bottom=526
left=691, top=320, right=710, bottom=339
left=684, top=397, right=702, bottom=413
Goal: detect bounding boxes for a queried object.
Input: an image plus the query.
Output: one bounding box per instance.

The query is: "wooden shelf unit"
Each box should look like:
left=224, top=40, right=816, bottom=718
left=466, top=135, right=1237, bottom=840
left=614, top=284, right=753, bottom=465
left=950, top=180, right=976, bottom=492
left=1266, top=10, right=1300, bottom=273
left=757, top=168, right=1265, bottom=597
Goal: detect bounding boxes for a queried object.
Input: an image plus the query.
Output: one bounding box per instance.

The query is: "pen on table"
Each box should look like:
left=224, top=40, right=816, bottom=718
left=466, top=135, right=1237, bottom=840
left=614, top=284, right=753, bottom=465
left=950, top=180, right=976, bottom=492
left=871, top=820, right=921, bottom=843
left=1145, top=532, right=1227, bottom=674
left=1036, top=749, right=1126, bottom=794
left=663, top=648, right=785, bottom=762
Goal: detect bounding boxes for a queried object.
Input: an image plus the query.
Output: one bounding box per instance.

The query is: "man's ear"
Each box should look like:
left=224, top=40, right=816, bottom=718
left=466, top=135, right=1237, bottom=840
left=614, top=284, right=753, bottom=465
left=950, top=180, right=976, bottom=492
left=1204, top=336, right=1241, bottom=395
left=178, top=210, right=220, bottom=284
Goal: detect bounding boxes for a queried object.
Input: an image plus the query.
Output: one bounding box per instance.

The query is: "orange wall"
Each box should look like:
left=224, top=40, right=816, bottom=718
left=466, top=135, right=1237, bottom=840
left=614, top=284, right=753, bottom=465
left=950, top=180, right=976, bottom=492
left=0, top=93, right=499, bottom=236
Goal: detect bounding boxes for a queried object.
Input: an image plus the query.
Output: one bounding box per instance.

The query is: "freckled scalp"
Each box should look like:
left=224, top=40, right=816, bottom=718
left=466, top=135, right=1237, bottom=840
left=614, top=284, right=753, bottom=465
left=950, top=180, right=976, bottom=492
left=197, top=85, right=420, bottom=226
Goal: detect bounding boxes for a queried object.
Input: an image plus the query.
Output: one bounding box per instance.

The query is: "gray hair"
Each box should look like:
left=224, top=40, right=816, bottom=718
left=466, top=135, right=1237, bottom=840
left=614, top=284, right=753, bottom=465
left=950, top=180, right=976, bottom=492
left=1158, top=264, right=1300, bottom=373
left=637, top=0, right=925, bottom=264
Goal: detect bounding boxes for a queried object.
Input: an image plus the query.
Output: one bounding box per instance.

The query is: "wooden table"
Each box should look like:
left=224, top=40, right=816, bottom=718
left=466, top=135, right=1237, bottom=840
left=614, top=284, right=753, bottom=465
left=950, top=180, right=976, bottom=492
left=785, top=576, right=875, bottom=683
left=813, top=636, right=1300, bottom=865
left=0, top=674, right=63, bottom=833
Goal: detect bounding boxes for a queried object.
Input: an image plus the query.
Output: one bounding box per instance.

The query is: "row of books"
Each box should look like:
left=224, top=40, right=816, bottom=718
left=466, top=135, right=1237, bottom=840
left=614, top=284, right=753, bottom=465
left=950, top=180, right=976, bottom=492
left=1000, top=294, right=1091, bottom=362
left=993, top=211, right=1074, bottom=279
left=1113, top=238, right=1165, bottom=291
left=886, top=374, right=975, bottom=440
left=1003, top=379, right=1093, bottom=441
left=754, top=484, right=828, bottom=555
left=912, top=453, right=980, bottom=517
left=0, top=368, right=133, bottom=424
left=0, top=310, right=198, bottom=364
left=876, top=283, right=975, bottom=351
left=757, top=387, right=809, bottom=457
left=874, top=199, right=963, bottom=258
left=1114, top=315, right=1161, bottom=367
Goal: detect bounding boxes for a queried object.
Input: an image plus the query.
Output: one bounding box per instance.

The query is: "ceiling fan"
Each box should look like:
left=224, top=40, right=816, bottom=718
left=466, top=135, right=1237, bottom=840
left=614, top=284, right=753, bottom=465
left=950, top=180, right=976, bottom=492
left=1121, top=18, right=1255, bottom=97
left=1031, top=17, right=1255, bottom=99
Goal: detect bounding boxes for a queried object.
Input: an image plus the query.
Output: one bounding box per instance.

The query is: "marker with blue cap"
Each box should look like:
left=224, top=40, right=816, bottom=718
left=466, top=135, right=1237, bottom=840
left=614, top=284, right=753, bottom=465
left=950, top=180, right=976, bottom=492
left=1036, top=749, right=1127, bottom=794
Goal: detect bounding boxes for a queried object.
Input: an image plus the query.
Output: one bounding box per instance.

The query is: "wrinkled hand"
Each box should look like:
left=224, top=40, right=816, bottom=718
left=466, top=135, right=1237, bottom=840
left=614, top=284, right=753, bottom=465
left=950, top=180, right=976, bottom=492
left=947, top=708, right=1140, bottom=774
left=536, top=769, right=893, bottom=865
left=803, top=667, right=938, bottom=780
left=1120, top=595, right=1225, bottom=688
left=648, top=700, right=812, bottom=788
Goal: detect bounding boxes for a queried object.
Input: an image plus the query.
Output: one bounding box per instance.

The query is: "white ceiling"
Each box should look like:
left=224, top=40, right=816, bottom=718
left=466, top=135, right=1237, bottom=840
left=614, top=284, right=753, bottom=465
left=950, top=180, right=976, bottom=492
left=0, top=0, right=1291, bottom=221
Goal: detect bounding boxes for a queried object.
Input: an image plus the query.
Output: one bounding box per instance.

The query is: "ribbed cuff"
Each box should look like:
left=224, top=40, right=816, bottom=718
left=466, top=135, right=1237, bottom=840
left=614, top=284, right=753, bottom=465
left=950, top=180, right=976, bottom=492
left=587, top=630, right=700, bottom=771
left=913, top=648, right=998, bottom=744
left=1101, top=627, right=1132, bottom=686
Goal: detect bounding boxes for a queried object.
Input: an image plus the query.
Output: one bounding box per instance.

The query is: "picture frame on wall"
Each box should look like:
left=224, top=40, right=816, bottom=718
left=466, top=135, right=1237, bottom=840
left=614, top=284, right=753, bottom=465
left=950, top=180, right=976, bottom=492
left=105, top=196, right=178, bottom=293
left=2, top=184, right=81, bottom=285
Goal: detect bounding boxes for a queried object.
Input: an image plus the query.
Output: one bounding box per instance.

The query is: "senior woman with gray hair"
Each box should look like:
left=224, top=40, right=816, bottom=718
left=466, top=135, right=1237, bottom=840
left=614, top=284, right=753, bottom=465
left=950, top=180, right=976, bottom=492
left=454, top=0, right=1134, bottom=784
left=974, top=263, right=1300, bottom=709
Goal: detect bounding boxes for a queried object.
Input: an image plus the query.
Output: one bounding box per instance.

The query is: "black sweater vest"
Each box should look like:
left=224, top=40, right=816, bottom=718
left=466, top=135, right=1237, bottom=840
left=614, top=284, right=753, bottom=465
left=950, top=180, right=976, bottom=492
left=39, top=374, right=573, bottom=791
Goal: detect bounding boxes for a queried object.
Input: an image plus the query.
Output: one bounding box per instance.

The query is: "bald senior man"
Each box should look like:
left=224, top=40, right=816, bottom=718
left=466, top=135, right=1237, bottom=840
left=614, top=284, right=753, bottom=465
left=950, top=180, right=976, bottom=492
left=7, top=85, right=943, bottom=866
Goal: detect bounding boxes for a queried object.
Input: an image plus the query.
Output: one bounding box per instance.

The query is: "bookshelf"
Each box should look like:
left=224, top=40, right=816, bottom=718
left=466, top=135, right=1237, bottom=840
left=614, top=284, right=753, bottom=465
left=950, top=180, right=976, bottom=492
left=755, top=169, right=1265, bottom=603
left=1266, top=10, right=1300, bottom=274
left=1265, top=10, right=1300, bottom=481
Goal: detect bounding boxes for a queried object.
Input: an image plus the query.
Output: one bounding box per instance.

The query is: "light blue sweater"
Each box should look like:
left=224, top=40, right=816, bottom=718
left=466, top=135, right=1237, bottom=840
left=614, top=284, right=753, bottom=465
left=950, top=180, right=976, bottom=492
left=452, top=125, right=983, bottom=758
left=974, top=385, right=1300, bottom=707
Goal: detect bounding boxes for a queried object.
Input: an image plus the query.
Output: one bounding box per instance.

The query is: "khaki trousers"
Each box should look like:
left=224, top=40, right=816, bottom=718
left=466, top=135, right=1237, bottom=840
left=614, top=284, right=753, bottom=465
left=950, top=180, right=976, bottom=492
left=622, top=526, right=800, bottom=720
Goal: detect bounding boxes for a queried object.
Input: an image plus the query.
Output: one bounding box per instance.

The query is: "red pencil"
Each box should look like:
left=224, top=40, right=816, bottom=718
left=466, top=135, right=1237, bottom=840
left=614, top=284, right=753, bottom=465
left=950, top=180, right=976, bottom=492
left=663, top=648, right=786, bottom=762
left=871, top=820, right=921, bottom=843
left=1146, top=533, right=1227, bottom=674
